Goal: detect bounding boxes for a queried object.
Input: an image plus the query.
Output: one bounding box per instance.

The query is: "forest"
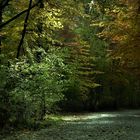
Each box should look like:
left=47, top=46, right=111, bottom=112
left=0, top=0, right=140, bottom=138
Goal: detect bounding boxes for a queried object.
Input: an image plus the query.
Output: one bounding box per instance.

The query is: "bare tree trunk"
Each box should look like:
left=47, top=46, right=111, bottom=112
left=16, top=0, right=33, bottom=58
left=0, top=6, right=2, bottom=55
left=0, top=1, right=4, bottom=63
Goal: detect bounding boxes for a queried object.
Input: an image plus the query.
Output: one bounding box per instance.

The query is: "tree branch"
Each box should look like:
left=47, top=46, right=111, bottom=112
left=0, top=1, right=39, bottom=29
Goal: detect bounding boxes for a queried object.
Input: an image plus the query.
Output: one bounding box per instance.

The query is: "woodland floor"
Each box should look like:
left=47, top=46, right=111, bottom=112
left=1, top=110, right=140, bottom=140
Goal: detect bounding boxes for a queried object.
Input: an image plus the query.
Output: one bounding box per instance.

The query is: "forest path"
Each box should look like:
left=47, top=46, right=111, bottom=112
left=2, top=110, right=140, bottom=140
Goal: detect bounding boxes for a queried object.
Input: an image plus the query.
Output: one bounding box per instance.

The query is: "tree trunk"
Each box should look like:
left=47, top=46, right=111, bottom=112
left=16, top=0, right=32, bottom=58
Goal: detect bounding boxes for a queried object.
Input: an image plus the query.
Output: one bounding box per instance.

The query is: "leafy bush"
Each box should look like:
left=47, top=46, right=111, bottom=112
left=0, top=48, right=68, bottom=128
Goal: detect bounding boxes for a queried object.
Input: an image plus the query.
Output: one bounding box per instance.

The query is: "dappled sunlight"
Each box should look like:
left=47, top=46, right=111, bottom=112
left=66, top=120, right=115, bottom=125
left=61, top=113, right=119, bottom=121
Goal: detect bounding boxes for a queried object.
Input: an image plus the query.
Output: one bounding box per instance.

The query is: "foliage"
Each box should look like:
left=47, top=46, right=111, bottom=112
left=0, top=47, right=69, bottom=127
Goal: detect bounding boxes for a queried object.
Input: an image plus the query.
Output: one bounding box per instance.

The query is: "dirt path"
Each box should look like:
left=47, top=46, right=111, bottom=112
left=2, top=110, right=140, bottom=140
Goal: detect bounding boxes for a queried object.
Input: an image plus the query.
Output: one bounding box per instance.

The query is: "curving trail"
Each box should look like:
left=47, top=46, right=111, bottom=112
left=2, top=110, right=140, bottom=140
